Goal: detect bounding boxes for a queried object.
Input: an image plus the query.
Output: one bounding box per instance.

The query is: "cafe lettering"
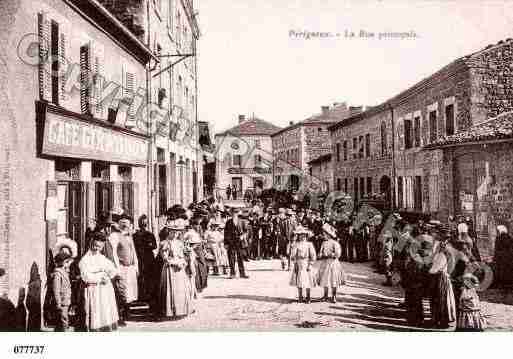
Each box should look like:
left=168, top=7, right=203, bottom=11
left=42, top=111, right=148, bottom=166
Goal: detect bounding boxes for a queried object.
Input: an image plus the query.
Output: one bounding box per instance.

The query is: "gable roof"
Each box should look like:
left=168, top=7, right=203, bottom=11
left=425, top=110, right=513, bottom=149
left=216, top=117, right=282, bottom=137
left=272, top=103, right=361, bottom=137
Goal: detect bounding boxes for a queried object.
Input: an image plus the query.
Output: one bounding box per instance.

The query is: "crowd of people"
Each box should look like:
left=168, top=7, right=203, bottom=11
left=40, top=193, right=513, bottom=332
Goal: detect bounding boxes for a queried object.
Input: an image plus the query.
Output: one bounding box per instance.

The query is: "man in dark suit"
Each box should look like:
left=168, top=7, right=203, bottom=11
left=224, top=208, right=249, bottom=279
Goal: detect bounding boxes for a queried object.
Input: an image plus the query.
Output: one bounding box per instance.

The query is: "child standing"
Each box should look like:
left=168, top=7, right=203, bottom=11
left=318, top=223, right=346, bottom=303
left=289, top=226, right=317, bottom=303
left=456, top=273, right=486, bottom=332
left=51, top=252, right=73, bottom=331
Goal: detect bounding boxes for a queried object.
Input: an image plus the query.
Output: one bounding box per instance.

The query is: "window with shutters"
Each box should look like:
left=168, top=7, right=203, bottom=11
left=344, top=178, right=348, bottom=193
left=352, top=138, right=357, bottom=159
left=429, top=110, right=437, bottom=143
left=336, top=143, right=341, bottom=162
left=358, top=136, right=364, bottom=159
left=445, top=104, right=455, bottom=136
left=414, top=116, right=421, bottom=147
left=125, top=71, right=136, bottom=120
left=38, top=12, right=51, bottom=102
left=365, top=134, right=371, bottom=158
left=80, top=44, right=91, bottom=114
left=380, top=122, right=387, bottom=156
left=51, top=21, right=59, bottom=105
left=343, top=141, right=347, bottom=161
left=336, top=178, right=341, bottom=191
left=404, top=119, right=413, bottom=149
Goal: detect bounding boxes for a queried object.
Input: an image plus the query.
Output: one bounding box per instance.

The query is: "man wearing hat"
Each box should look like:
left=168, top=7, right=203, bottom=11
left=274, top=208, right=294, bottom=270
left=224, top=208, right=249, bottom=279
left=260, top=207, right=275, bottom=259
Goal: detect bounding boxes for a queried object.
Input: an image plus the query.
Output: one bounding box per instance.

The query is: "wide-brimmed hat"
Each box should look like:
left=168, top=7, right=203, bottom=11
left=54, top=237, right=78, bottom=258
left=293, top=225, right=312, bottom=236
left=322, top=223, right=337, bottom=239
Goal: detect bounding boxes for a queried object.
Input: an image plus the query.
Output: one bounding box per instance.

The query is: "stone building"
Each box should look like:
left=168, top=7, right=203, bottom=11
left=307, top=154, right=333, bottom=193
left=329, top=39, right=513, bottom=260
left=215, top=115, right=281, bottom=199
left=329, top=105, right=393, bottom=206
left=0, top=0, right=155, bottom=318
left=271, top=103, right=360, bottom=192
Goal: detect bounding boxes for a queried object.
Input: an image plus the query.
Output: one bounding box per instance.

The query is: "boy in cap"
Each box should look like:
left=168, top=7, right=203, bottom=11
left=51, top=252, right=73, bottom=331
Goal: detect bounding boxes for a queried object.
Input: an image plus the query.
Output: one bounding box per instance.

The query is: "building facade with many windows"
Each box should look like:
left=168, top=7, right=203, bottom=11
left=215, top=115, right=281, bottom=199
left=0, top=0, right=155, bottom=316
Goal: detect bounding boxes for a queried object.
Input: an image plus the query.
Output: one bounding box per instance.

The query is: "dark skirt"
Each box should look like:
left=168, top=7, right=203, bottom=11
left=430, top=272, right=456, bottom=328
left=194, top=255, right=209, bottom=293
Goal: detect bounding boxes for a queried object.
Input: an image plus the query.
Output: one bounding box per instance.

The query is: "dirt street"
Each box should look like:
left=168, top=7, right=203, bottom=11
left=123, top=260, right=513, bottom=331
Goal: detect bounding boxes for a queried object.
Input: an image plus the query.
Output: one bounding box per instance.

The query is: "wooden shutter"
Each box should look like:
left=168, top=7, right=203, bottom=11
left=397, top=118, right=404, bottom=151
left=125, top=70, right=136, bottom=120
left=59, top=30, right=68, bottom=104
left=93, top=46, right=105, bottom=119
left=80, top=44, right=91, bottom=114
left=38, top=12, right=51, bottom=102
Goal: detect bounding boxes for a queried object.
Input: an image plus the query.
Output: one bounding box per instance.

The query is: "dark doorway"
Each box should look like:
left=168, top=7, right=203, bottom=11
left=379, top=175, right=392, bottom=208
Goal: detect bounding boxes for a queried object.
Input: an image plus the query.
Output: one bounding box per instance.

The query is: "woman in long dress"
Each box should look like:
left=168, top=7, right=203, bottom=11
left=318, top=223, right=346, bottom=303
left=289, top=226, right=317, bottom=304
left=428, top=242, right=456, bottom=329
left=159, top=219, right=195, bottom=319
left=185, top=218, right=208, bottom=294
left=79, top=232, right=119, bottom=331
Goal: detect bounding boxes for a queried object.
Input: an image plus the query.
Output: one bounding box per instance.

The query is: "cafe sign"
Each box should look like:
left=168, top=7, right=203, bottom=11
left=41, top=106, right=148, bottom=166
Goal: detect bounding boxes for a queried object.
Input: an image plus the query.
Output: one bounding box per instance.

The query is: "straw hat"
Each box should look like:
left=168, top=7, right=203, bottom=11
left=54, top=237, right=78, bottom=258
left=322, top=223, right=337, bottom=239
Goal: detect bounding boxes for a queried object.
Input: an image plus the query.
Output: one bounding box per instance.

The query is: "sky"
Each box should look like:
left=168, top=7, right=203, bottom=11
left=196, top=0, right=513, bottom=135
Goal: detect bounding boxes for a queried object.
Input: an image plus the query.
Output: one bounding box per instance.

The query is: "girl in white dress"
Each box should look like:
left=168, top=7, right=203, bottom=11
left=289, top=226, right=317, bottom=303
left=317, top=223, right=346, bottom=303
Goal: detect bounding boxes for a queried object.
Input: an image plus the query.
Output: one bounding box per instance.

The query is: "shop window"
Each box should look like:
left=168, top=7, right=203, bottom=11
left=118, top=166, right=132, bottom=182
left=367, top=177, right=373, bottom=196
left=92, top=162, right=109, bottom=180
left=55, top=159, right=80, bottom=181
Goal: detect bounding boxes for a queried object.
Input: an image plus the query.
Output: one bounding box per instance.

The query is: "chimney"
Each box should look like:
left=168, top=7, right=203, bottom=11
left=321, top=106, right=330, bottom=115
left=238, top=114, right=246, bottom=123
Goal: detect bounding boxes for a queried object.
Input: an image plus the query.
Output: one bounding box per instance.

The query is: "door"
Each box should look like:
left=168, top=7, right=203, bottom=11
left=121, top=182, right=134, bottom=218
left=57, top=181, right=86, bottom=256
left=232, top=177, right=242, bottom=199
left=96, top=181, right=113, bottom=219
left=454, top=152, right=494, bottom=260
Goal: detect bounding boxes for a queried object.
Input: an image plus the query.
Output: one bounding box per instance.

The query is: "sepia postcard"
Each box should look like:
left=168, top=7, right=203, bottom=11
left=1, top=0, right=513, bottom=357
